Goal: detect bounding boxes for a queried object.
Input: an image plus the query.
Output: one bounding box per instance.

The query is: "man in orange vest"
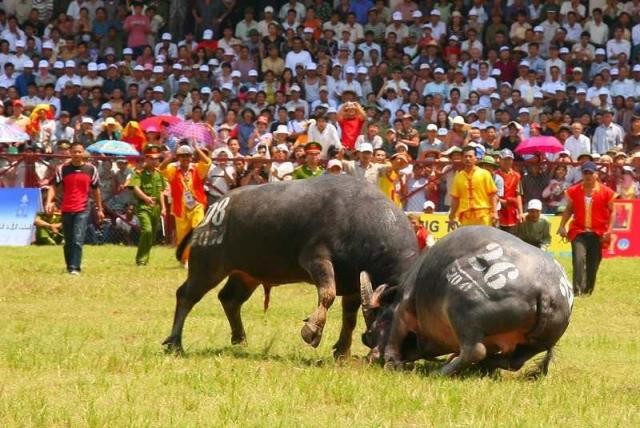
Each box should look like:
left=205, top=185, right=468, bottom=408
left=160, top=143, right=211, bottom=265
left=557, top=162, right=616, bottom=296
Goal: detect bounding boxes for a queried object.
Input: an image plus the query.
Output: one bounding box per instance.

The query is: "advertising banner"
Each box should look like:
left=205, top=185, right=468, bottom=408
left=0, top=188, right=41, bottom=246
left=604, top=199, right=640, bottom=258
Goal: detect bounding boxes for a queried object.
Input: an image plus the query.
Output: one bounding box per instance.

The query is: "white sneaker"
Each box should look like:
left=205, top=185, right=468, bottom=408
left=69, top=270, right=80, bottom=276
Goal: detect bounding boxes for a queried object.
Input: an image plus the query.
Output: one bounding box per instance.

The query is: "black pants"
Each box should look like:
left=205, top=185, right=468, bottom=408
left=571, top=232, right=603, bottom=295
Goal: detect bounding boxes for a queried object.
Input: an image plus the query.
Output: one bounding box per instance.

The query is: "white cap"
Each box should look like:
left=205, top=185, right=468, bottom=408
left=199, top=64, right=209, bottom=72
left=437, top=128, right=448, bottom=136
left=153, top=65, right=164, bottom=74
left=392, top=11, right=402, bottom=21
left=87, top=62, right=98, bottom=71
left=423, top=201, right=435, bottom=210
left=23, top=60, right=34, bottom=68
left=412, top=10, right=423, bottom=18
left=65, top=60, right=75, bottom=68
left=303, top=27, right=314, bottom=34
left=265, top=6, right=274, bottom=13
left=500, top=45, right=510, bottom=52
left=123, top=47, right=133, bottom=55
left=38, top=60, right=49, bottom=69
left=576, top=87, right=587, bottom=94
left=176, top=145, right=194, bottom=155
left=534, top=25, right=544, bottom=32
left=162, top=33, right=172, bottom=41
left=133, top=65, right=144, bottom=72
left=15, top=40, right=25, bottom=48
left=203, top=29, right=213, bottom=40
left=42, top=40, right=54, bottom=50
left=345, top=66, right=356, bottom=74
left=426, top=124, right=438, bottom=131
left=178, top=76, right=190, bottom=84
left=290, top=84, right=301, bottom=92
left=101, top=103, right=113, bottom=110
left=275, top=124, right=290, bottom=135
left=98, top=63, right=107, bottom=71
left=248, top=69, right=258, bottom=76
left=527, top=199, right=543, bottom=211
left=209, top=58, right=220, bottom=67
left=595, top=48, right=606, bottom=55
left=327, top=159, right=343, bottom=169
left=156, top=55, right=166, bottom=63
left=275, top=143, right=289, bottom=153
left=153, top=86, right=164, bottom=93
left=519, top=60, right=530, bottom=68
left=611, top=67, right=619, bottom=75
left=491, top=68, right=501, bottom=76
left=598, top=87, right=610, bottom=96
left=430, top=9, right=441, bottom=16
left=559, top=47, right=569, bottom=54
left=572, top=67, right=583, bottom=73
left=449, top=35, right=458, bottom=41
left=490, top=93, right=501, bottom=100
left=82, top=117, right=94, bottom=124
left=358, top=142, right=373, bottom=152
left=231, top=70, right=241, bottom=78
left=357, top=66, right=368, bottom=74
left=201, top=86, right=212, bottom=94
left=247, top=87, right=257, bottom=93
left=518, top=107, right=530, bottom=115
left=305, top=63, right=317, bottom=71
left=434, top=67, right=444, bottom=74
left=221, top=82, right=233, bottom=90
left=633, top=64, right=640, bottom=72
left=172, top=63, right=182, bottom=70
left=420, top=63, right=431, bottom=70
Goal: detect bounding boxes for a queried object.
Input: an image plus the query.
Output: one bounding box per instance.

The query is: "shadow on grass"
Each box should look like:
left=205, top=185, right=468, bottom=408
left=183, top=345, right=331, bottom=368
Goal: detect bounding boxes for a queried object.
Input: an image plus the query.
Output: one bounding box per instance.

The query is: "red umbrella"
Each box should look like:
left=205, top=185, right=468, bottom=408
left=515, top=136, right=564, bottom=155
left=139, top=115, right=182, bottom=131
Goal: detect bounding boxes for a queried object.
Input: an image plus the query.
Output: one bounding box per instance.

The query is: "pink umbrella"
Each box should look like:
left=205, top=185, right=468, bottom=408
left=139, top=115, right=182, bottom=131
left=167, top=121, right=215, bottom=148
left=515, top=136, right=564, bottom=155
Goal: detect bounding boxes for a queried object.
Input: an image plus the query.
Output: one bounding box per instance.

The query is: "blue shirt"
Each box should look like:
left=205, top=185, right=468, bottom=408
left=351, top=0, right=374, bottom=25
left=237, top=123, right=255, bottom=155
left=15, top=72, right=35, bottom=97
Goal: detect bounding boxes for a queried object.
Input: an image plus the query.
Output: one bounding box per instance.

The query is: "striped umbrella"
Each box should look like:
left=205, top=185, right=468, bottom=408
left=0, top=123, right=30, bottom=143
left=167, top=121, right=214, bottom=148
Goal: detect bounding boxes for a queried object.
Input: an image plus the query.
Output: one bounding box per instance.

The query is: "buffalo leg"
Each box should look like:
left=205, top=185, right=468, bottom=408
left=440, top=340, right=487, bottom=376
left=299, top=248, right=336, bottom=348
left=383, top=301, right=413, bottom=368
left=218, top=273, right=260, bottom=345
left=332, top=292, right=360, bottom=359
left=162, top=265, right=227, bottom=352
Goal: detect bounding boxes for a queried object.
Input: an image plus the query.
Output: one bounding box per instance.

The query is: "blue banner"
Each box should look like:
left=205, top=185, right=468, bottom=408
left=0, top=188, right=42, bottom=246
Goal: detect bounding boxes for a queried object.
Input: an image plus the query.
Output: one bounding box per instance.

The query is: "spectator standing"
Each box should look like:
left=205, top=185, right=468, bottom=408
left=496, top=148, right=524, bottom=232
left=558, top=161, right=616, bottom=295
left=592, top=109, right=625, bottom=154
left=449, top=145, right=498, bottom=226
left=336, top=101, right=366, bottom=151
left=123, top=2, right=151, bottom=57
left=160, top=144, right=211, bottom=265
left=45, top=141, right=104, bottom=275
left=130, top=145, right=166, bottom=266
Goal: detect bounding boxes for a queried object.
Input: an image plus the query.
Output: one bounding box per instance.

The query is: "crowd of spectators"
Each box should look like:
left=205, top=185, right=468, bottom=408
left=1, top=0, right=640, bottom=246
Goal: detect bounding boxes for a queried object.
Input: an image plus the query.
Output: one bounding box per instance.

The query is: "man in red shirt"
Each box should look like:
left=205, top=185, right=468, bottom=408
left=336, top=101, right=366, bottom=151
left=558, top=162, right=616, bottom=295
left=46, top=142, right=105, bottom=275
left=496, top=148, right=523, bottom=233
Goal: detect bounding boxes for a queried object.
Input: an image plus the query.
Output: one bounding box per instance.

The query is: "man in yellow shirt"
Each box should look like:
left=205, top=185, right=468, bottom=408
left=159, top=144, right=211, bottom=265
left=449, top=145, right=498, bottom=226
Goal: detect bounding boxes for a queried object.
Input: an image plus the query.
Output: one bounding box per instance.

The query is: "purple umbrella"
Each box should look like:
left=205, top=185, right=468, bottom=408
left=166, top=121, right=214, bottom=148
left=515, top=136, right=564, bottom=155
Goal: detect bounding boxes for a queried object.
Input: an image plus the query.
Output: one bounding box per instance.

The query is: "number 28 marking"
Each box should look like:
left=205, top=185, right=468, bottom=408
left=203, top=196, right=230, bottom=226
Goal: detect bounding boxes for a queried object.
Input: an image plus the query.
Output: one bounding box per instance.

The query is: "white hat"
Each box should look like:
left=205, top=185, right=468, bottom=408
left=203, top=29, right=213, bottom=40
left=101, top=103, right=113, bottom=110
left=519, top=60, right=530, bottom=68
left=38, top=60, right=49, bottom=69
left=345, top=66, right=356, bottom=74
left=23, top=60, right=34, bottom=68
left=82, top=117, right=94, bottom=124
left=199, top=64, right=209, bottom=72
left=221, top=82, right=233, bottom=91
left=275, top=143, right=289, bottom=153
left=595, top=48, right=606, bottom=55
left=98, top=63, right=107, bottom=71
left=274, top=124, right=290, bottom=135
left=534, top=25, right=544, bottom=32
left=452, top=116, right=466, bottom=126
left=430, top=9, right=441, bottom=16
left=53, top=61, right=64, bottom=69
left=153, top=86, right=164, bottom=93
left=178, top=76, right=190, bottom=84
left=327, top=159, right=343, bottom=170
left=247, top=87, right=257, bottom=93
left=434, top=67, right=444, bottom=74
left=437, top=128, right=448, bottom=136
left=527, top=199, right=543, bottom=211
left=290, top=84, right=301, bottom=92
left=104, top=47, right=115, bottom=56
left=419, top=63, right=431, bottom=70
left=576, top=87, right=587, bottom=94
left=423, top=201, right=435, bottom=210
left=392, top=11, right=402, bottom=21
left=449, top=35, right=459, bottom=41
left=152, top=65, right=163, bottom=74
left=319, top=85, right=328, bottom=92
left=490, top=93, right=501, bottom=100
left=572, top=67, right=583, bottom=73
left=123, top=47, right=133, bottom=55
left=42, top=40, right=55, bottom=50
left=559, top=47, right=570, bottom=54
left=65, top=60, right=76, bottom=68
left=264, top=6, right=274, bottom=13
left=533, top=91, right=544, bottom=99
left=518, top=107, right=530, bottom=115
left=15, top=40, right=25, bottom=48
left=412, top=10, right=423, bottom=18
left=87, top=62, right=98, bottom=72
left=499, top=45, right=510, bottom=52
left=358, top=142, right=374, bottom=152
left=162, top=33, right=172, bottom=41
left=230, top=70, right=241, bottom=78
left=133, top=64, right=144, bottom=72
left=598, top=87, right=610, bottom=96
left=303, top=27, right=314, bottom=34
left=327, top=107, right=337, bottom=114
left=172, top=63, right=183, bottom=71
left=491, top=68, right=501, bottom=76
left=201, top=86, right=212, bottom=94
left=248, top=69, right=258, bottom=76
left=633, top=64, right=640, bottom=72
left=212, top=147, right=232, bottom=158
left=611, top=67, right=619, bottom=75
left=176, top=145, right=194, bottom=155
left=209, top=58, right=220, bottom=67
left=426, top=124, right=438, bottom=131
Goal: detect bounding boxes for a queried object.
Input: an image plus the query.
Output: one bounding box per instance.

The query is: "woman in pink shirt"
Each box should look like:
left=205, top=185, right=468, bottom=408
left=123, top=2, right=151, bottom=56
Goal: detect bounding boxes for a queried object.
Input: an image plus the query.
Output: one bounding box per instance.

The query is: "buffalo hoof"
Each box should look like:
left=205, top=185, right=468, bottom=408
left=301, top=322, right=323, bottom=348
left=332, top=348, right=351, bottom=361
left=162, top=336, right=184, bottom=355
left=383, top=359, right=403, bottom=371
left=231, top=335, right=247, bottom=346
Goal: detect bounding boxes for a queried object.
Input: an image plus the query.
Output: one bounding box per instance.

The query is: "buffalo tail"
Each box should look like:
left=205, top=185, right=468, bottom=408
left=176, top=229, right=194, bottom=261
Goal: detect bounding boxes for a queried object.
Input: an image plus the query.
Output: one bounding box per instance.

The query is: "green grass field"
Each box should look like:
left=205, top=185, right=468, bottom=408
left=1, top=246, right=639, bottom=427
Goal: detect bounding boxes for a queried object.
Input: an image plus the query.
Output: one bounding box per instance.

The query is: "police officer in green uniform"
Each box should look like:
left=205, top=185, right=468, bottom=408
left=129, top=145, right=167, bottom=265
left=292, top=141, right=325, bottom=179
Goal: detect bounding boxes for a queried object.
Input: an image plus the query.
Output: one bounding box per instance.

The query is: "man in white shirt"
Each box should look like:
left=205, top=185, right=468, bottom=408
left=471, top=62, right=497, bottom=108
left=592, top=110, right=625, bottom=154
left=154, top=33, right=178, bottom=58
left=257, top=6, right=277, bottom=37
left=583, top=8, right=609, bottom=46
left=285, top=37, right=312, bottom=72
left=151, top=86, right=170, bottom=115
left=606, top=27, right=631, bottom=63
left=564, top=122, right=591, bottom=160
left=429, top=9, right=447, bottom=41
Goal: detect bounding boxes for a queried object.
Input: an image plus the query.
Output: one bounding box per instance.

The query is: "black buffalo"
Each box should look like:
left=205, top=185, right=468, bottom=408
left=361, top=226, right=573, bottom=375
left=162, top=175, right=419, bottom=358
